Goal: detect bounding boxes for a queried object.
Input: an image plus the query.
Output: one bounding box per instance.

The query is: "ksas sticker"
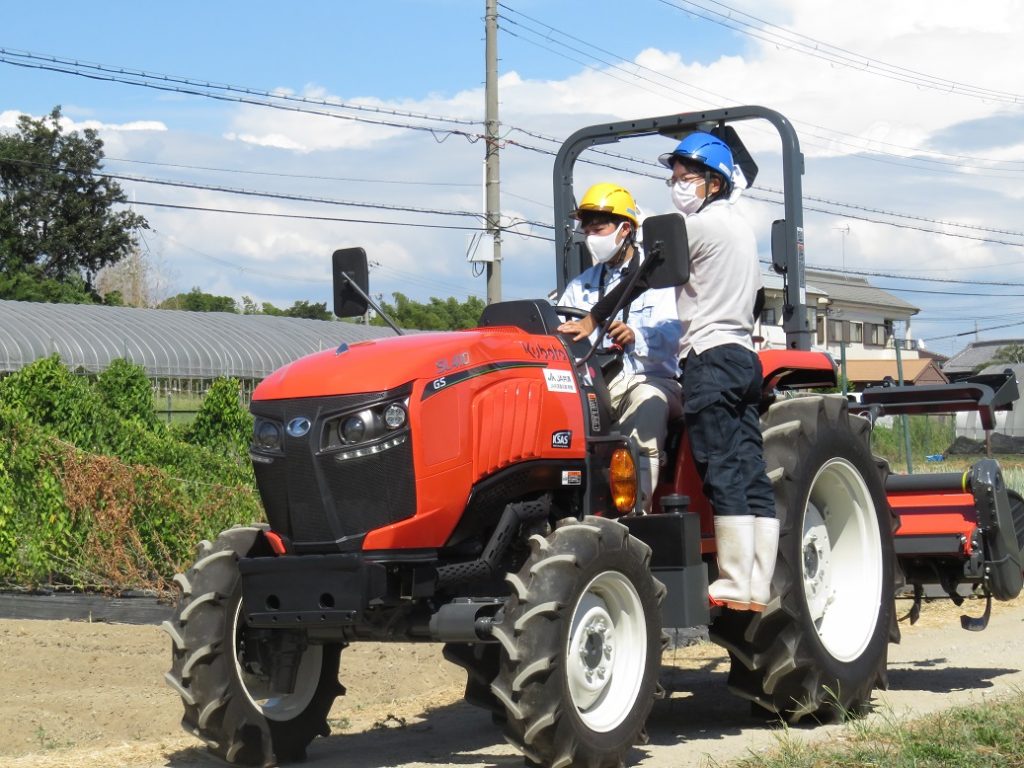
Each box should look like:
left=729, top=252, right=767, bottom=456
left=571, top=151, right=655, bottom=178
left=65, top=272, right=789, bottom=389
left=551, top=430, right=572, bottom=448
left=544, top=369, right=576, bottom=393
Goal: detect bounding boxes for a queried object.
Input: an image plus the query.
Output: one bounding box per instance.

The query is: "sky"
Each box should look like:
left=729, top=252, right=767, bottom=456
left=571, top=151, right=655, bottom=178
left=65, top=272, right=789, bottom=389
left=3, top=0, right=1024, bottom=357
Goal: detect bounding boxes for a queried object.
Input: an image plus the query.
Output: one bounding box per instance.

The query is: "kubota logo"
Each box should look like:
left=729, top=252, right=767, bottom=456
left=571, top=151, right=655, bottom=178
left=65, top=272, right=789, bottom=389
left=286, top=417, right=312, bottom=437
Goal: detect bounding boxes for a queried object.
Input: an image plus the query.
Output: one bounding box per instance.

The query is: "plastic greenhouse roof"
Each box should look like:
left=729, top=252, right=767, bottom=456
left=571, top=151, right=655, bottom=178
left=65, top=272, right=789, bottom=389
left=0, top=299, right=395, bottom=380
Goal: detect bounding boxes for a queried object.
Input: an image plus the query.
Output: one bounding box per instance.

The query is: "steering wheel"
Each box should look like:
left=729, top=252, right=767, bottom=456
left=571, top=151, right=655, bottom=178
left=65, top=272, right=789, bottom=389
left=553, top=306, right=624, bottom=375
left=554, top=305, right=590, bottom=321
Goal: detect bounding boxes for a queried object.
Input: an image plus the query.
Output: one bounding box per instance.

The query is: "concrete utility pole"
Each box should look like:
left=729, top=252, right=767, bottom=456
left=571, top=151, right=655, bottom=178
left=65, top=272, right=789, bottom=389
left=484, top=0, right=502, bottom=303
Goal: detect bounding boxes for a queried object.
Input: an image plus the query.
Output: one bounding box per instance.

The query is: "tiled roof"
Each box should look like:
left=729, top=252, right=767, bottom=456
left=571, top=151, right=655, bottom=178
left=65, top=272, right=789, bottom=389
left=942, top=338, right=1024, bottom=376
left=804, top=270, right=919, bottom=314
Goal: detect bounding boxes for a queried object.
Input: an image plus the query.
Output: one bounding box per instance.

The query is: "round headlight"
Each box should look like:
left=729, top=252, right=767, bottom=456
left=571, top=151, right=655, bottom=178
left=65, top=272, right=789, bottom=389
left=254, top=419, right=282, bottom=450
left=383, top=403, right=407, bottom=429
left=340, top=415, right=366, bottom=444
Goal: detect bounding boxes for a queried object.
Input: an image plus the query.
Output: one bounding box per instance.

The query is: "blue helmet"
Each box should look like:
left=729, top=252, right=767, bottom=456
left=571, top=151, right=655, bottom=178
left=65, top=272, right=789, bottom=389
left=658, top=131, right=735, bottom=190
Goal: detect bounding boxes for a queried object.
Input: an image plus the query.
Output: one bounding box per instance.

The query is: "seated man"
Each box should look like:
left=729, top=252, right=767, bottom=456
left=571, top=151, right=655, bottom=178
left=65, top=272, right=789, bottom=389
left=557, top=182, right=683, bottom=512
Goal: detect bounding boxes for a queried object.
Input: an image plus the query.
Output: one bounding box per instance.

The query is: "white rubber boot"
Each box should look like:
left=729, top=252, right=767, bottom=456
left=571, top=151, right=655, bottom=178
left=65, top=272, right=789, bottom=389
left=750, top=516, right=780, bottom=612
left=709, top=516, right=755, bottom=610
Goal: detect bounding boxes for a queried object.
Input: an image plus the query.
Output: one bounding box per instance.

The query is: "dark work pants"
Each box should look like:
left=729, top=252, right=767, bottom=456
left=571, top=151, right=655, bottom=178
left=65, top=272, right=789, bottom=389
left=681, top=344, right=775, bottom=518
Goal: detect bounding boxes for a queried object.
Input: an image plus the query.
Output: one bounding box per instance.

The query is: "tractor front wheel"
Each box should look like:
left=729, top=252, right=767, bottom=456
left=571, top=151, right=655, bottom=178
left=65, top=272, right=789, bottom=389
left=163, top=525, right=343, bottom=765
left=490, top=515, right=664, bottom=768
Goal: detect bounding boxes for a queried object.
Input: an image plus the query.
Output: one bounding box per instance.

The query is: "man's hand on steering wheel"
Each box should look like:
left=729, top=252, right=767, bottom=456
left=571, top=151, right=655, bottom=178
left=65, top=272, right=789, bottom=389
left=555, top=306, right=632, bottom=352
left=555, top=306, right=597, bottom=342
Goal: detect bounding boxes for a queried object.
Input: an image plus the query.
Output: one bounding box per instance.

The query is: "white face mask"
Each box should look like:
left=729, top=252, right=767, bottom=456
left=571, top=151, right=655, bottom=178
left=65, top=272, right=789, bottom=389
left=671, top=179, right=703, bottom=215
left=585, top=223, right=625, bottom=264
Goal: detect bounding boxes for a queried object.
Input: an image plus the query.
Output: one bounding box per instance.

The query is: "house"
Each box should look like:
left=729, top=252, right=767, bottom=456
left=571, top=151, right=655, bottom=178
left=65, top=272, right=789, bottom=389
left=942, top=338, right=1024, bottom=382
left=755, top=268, right=944, bottom=389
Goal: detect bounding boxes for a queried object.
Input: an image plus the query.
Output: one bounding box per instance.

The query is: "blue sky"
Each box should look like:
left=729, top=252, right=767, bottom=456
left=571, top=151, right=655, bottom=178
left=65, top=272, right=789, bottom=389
left=3, top=0, right=1024, bottom=356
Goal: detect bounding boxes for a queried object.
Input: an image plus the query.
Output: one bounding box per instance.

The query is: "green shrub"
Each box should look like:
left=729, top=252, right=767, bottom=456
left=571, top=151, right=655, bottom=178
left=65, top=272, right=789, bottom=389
left=0, top=356, right=262, bottom=591
left=96, top=358, right=158, bottom=427
left=181, top=377, right=253, bottom=459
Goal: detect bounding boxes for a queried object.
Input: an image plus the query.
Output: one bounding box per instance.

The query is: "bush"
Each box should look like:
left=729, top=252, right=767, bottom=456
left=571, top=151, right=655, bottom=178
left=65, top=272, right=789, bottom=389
left=871, top=414, right=956, bottom=465
left=95, top=358, right=158, bottom=427
left=0, top=356, right=262, bottom=591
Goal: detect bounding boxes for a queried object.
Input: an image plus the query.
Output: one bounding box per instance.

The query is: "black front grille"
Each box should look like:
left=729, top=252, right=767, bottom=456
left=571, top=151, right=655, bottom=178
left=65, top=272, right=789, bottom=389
left=251, top=387, right=416, bottom=548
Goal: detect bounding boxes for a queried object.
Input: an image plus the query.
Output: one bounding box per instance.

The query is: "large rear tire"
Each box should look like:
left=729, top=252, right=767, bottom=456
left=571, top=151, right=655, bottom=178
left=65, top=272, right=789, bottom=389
left=490, top=516, right=664, bottom=768
left=710, top=396, right=897, bottom=722
left=163, top=526, right=343, bottom=765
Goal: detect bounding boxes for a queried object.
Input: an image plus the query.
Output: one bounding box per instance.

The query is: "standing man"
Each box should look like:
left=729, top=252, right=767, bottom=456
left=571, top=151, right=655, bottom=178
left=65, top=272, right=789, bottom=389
left=570, top=136, right=777, bottom=611
left=659, top=132, right=776, bottom=611
left=557, top=183, right=683, bottom=513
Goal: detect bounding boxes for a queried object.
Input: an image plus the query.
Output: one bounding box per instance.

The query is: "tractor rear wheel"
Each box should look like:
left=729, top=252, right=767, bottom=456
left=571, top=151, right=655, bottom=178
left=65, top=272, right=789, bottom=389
left=710, top=395, right=897, bottom=722
left=490, top=516, right=664, bottom=768
left=163, top=525, right=343, bottom=765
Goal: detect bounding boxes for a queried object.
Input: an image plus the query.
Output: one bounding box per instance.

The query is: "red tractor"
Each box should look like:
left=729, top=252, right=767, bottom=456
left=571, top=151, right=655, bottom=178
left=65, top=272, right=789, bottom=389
left=164, top=106, right=1024, bottom=768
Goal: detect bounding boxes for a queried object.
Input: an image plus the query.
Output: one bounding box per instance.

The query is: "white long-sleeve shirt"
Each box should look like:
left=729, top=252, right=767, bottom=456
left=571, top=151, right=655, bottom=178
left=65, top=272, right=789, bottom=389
left=677, top=200, right=762, bottom=356
left=558, top=255, right=683, bottom=379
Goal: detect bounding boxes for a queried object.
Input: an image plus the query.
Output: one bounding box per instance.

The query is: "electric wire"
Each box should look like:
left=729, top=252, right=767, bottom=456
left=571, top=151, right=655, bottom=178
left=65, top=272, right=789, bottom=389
left=0, top=49, right=484, bottom=143
left=497, top=4, right=1024, bottom=171
left=653, top=0, right=1024, bottom=104
left=0, top=47, right=481, bottom=126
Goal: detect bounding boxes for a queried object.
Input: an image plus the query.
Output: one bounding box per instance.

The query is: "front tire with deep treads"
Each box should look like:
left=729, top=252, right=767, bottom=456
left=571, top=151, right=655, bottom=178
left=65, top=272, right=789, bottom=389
left=162, top=525, right=343, bottom=766
left=710, top=395, right=897, bottom=723
left=490, top=515, right=665, bottom=768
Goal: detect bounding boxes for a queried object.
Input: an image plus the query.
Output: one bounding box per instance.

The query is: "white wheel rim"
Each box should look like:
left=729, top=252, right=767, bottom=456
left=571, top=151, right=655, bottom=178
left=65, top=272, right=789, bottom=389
left=801, top=458, right=883, bottom=662
left=565, top=570, right=647, bottom=732
left=232, top=601, right=323, bottom=721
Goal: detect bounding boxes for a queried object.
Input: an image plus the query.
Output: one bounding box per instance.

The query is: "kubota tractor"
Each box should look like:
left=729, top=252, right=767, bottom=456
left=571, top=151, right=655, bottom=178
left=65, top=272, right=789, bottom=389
left=163, top=106, right=1024, bottom=768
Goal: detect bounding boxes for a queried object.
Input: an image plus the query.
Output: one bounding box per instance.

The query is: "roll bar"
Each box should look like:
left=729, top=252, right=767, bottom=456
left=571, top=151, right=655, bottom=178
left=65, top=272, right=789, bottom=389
left=552, top=105, right=811, bottom=350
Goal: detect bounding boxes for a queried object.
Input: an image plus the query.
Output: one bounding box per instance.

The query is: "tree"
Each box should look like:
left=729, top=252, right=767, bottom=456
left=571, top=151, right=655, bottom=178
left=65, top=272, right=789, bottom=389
left=0, top=266, right=97, bottom=304
left=160, top=287, right=238, bottom=313
left=990, top=343, right=1024, bottom=367
left=241, top=296, right=333, bottom=321
left=372, top=292, right=486, bottom=331
left=95, top=246, right=172, bottom=308
left=0, top=106, right=149, bottom=296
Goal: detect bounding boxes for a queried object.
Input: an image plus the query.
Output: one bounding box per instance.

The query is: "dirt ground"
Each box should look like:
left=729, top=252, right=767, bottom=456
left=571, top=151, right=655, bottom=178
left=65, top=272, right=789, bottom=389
left=3, top=596, right=1024, bottom=768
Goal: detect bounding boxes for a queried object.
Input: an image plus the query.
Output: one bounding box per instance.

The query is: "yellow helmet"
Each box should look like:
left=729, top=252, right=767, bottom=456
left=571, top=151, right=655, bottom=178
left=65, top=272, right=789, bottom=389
left=572, top=183, right=640, bottom=226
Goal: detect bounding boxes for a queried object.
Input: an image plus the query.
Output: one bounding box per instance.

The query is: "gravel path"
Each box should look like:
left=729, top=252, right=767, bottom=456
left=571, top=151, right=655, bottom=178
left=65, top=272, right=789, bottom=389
left=4, top=596, right=1023, bottom=767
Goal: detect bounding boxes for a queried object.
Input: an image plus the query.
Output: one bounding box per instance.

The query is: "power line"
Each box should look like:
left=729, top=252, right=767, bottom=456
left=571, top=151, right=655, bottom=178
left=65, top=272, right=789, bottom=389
left=0, top=47, right=481, bottom=126
left=0, top=49, right=484, bottom=143
left=927, top=321, right=1024, bottom=341
left=131, top=200, right=554, bottom=242
left=104, top=156, right=479, bottom=187
left=654, top=0, right=1024, bottom=104
left=497, top=4, right=1024, bottom=173
left=1, top=154, right=557, bottom=234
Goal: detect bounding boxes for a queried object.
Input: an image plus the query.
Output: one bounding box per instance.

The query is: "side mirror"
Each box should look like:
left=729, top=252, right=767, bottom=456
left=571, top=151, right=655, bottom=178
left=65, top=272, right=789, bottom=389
left=332, top=247, right=370, bottom=318
left=641, top=213, right=690, bottom=288
left=770, top=219, right=787, bottom=274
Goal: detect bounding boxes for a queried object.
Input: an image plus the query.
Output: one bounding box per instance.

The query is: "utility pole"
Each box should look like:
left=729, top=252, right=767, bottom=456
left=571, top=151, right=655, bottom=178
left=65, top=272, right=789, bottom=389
left=484, top=0, right=502, bottom=303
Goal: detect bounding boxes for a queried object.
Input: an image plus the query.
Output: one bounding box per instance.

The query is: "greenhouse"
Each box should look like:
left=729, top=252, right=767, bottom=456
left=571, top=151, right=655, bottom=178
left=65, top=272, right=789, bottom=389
left=0, top=299, right=394, bottom=398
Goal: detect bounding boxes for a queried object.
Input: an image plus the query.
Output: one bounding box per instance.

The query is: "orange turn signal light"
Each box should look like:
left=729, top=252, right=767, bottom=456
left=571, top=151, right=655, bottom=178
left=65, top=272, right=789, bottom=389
left=609, top=447, right=637, bottom=514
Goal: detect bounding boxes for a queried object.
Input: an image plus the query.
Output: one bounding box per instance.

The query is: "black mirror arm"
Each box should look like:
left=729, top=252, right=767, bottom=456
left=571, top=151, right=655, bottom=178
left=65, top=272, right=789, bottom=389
left=337, top=271, right=404, bottom=336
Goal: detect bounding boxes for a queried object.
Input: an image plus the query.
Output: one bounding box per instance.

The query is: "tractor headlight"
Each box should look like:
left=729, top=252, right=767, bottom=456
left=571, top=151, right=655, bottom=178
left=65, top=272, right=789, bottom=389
left=340, top=412, right=371, bottom=444
left=253, top=418, right=283, bottom=451
left=324, top=397, right=411, bottom=459
left=383, top=403, right=407, bottom=430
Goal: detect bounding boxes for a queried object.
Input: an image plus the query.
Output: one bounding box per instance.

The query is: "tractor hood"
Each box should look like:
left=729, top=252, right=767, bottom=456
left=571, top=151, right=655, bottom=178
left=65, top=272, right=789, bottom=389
left=253, top=327, right=574, bottom=401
